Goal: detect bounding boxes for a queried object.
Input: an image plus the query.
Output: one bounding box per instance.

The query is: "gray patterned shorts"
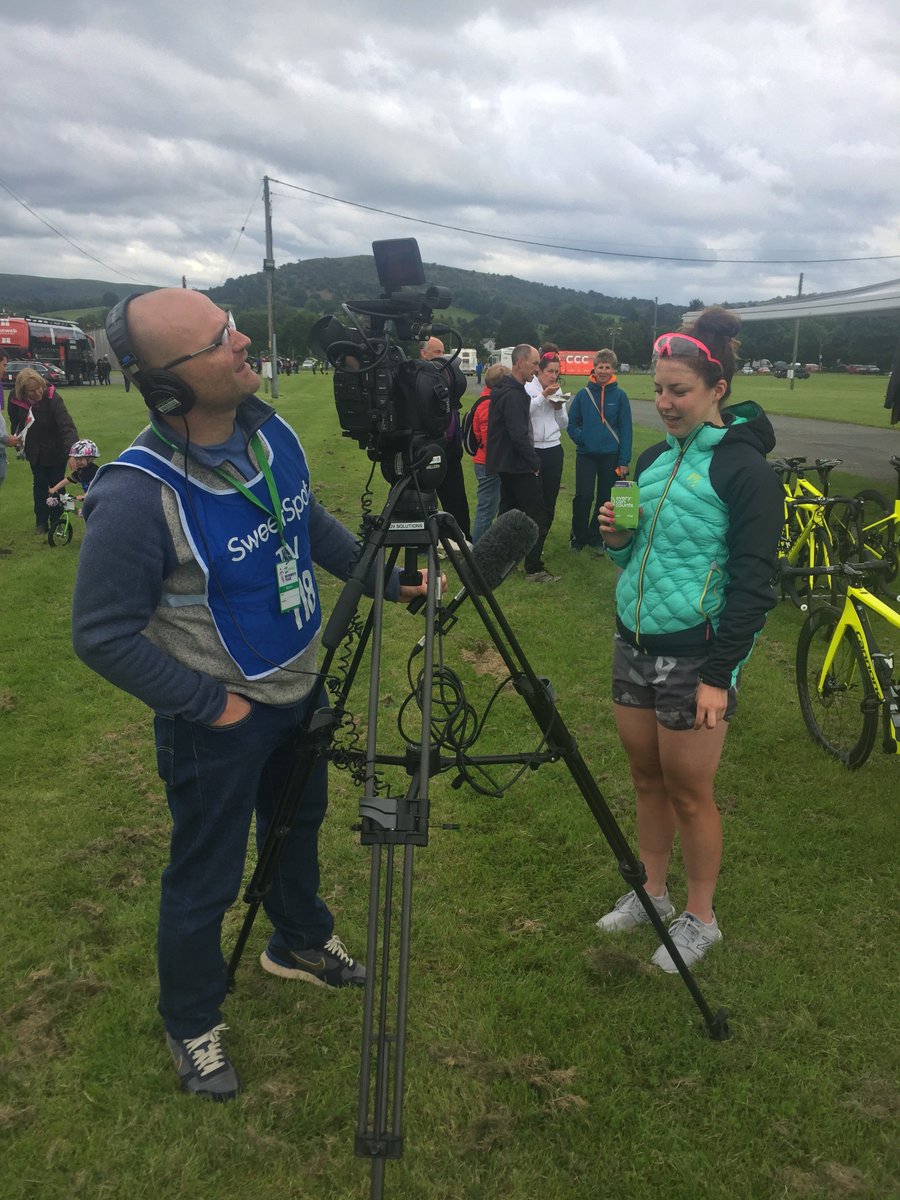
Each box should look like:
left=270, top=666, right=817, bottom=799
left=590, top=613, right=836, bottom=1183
left=611, top=635, right=738, bottom=731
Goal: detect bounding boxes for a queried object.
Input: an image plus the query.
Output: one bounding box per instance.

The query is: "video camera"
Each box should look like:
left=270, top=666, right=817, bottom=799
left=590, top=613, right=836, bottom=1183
left=309, top=239, right=466, bottom=482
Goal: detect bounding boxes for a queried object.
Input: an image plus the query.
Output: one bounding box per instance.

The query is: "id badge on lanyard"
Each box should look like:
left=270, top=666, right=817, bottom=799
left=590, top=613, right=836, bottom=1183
left=276, top=548, right=302, bottom=614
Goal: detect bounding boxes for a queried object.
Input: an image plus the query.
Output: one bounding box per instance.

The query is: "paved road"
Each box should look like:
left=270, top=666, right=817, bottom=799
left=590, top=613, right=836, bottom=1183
left=463, top=377, right=898, bottom=484
left=627, top=399, right=899, bottom=485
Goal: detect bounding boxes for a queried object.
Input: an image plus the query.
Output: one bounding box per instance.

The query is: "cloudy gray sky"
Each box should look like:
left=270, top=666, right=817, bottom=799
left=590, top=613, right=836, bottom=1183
left=2, top=0, right=899, bottom=306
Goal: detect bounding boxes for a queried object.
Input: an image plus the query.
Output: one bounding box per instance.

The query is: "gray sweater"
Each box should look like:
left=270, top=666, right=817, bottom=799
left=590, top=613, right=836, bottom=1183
left=72, top=396, right=398, bottom=724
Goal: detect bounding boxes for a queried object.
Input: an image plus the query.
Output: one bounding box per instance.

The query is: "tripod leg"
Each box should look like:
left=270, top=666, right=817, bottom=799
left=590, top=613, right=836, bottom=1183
left=225, top=696, right=337, bottom=990
left=354, top=544, right=443, bottom=1194
left=225, top=488, right=416, bottom=990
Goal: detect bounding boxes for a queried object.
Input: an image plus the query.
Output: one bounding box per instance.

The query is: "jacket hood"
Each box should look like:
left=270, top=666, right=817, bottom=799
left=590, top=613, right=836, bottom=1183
left=492, top=372, right=528, bottom=398
left=720, top=400, right=777, bottom=456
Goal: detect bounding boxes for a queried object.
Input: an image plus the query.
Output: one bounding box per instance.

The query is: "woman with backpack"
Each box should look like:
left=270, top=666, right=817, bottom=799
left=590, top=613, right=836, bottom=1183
left=465, top=363, right=509, bottom=543
left=8, top=367, right=78, bottom=534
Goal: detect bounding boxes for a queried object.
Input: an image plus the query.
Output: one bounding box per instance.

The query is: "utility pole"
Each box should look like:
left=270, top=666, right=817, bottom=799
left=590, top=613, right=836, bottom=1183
left=263, top=175, right=279, bottom=400
left=789, top=272, right=803, bottom=392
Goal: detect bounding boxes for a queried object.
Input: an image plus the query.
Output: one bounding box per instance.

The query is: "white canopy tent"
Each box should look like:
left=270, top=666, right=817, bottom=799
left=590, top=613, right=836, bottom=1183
left=683, top=277, right=900, bottom=323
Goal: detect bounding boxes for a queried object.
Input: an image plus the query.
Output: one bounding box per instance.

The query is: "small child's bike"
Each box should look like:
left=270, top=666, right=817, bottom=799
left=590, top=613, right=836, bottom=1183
left=45, top=491, right=80, bottom=547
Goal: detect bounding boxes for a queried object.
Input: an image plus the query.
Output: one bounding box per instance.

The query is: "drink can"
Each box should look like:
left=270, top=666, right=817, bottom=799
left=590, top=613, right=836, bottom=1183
left=612, top=480, right=640, bottom=529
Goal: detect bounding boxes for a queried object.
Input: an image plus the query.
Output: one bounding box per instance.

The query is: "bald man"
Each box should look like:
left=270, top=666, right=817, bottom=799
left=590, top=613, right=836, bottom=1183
left=73, top=289, right=433, bottom=1101
left=419, top=336, right=471, bottom=541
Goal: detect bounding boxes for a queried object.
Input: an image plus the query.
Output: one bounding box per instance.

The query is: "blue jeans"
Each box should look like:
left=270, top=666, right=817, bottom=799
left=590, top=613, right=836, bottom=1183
left=153, top=698, right=334, bottom=1038
left=472, top=462, right=501, bottom=543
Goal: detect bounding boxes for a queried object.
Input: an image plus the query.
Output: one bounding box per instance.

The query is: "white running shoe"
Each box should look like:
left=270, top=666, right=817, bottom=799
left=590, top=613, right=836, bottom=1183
left=651, top=912, right=723, bottom=973
left=596, top=888, right=675, bottom=932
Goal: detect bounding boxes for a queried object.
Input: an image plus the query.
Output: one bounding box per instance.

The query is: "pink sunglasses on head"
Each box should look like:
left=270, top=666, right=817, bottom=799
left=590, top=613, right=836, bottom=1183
left=652, top=333, right=723, bottom=373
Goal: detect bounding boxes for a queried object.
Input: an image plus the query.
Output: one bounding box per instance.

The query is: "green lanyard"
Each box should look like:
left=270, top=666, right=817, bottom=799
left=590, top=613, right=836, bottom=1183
left=150, top=423, right=287, bottom=545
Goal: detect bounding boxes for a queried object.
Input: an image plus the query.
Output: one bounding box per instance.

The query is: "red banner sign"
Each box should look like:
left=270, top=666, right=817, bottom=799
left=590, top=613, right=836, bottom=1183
left=558, top=351, right=597, bottom=375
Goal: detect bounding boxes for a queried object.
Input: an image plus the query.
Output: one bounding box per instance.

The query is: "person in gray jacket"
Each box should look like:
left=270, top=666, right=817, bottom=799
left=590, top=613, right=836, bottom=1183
left=72, top=289, right=434, bottom=1102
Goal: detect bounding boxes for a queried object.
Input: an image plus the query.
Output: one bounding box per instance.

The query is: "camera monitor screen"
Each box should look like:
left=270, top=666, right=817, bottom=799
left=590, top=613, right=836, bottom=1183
left=372, top=238, right=426, bottom=294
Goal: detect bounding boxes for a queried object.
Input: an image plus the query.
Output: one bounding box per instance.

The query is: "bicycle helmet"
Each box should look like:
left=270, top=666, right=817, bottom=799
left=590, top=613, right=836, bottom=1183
left=70, top=439, right=100, bottom=458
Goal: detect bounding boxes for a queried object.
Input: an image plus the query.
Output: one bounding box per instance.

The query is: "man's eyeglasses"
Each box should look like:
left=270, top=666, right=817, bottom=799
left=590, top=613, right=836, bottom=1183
left=162, top=312, right=235, bottom=371
left=652, top=333, right=723, bottom=373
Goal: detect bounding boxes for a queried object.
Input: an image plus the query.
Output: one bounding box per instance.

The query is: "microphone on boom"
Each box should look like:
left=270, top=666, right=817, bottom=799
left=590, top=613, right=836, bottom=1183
left=409, top=509, right=539, bottom=644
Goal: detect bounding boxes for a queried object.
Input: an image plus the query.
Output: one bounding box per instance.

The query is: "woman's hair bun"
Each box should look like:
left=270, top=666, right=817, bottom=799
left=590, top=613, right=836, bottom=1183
left=687, top=305, right=741, bottom=340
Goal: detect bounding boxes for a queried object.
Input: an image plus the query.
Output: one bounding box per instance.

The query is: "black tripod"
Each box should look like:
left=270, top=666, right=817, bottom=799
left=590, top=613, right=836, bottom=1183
left=227, top=460, right=730, bottom=1200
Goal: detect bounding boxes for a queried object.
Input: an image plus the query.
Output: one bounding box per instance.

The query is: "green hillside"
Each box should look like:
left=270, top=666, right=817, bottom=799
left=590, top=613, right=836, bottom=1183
left=2, top=262, right=897, bottom=369
left=0, top=274, right=154, bottom=314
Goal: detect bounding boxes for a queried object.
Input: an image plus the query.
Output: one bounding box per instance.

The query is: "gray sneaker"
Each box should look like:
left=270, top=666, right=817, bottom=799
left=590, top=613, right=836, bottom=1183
left=166, top=1023, right=242, bottom=1101
left=651, top=912, right=723, bottom=974
left=524, top=569, right=561, bottom=583
left=596, top=888, right=675, bottom=932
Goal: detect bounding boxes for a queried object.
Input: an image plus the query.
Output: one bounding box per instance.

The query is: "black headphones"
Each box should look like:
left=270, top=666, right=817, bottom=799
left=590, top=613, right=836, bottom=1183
left=105, top=294, right=197, bottom=418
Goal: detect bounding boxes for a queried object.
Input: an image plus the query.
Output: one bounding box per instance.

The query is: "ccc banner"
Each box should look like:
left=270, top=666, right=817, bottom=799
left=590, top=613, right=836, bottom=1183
left=557, top=351, right=598, bottom=376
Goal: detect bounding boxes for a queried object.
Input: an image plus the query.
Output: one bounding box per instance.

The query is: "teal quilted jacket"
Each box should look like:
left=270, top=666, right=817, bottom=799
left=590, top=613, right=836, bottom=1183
left=608, top=402, right=783, bottom=689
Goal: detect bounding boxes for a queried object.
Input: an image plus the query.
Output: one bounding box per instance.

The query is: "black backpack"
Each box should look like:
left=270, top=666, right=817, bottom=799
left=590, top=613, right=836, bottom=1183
left=461, top=393, right=489, bottom=456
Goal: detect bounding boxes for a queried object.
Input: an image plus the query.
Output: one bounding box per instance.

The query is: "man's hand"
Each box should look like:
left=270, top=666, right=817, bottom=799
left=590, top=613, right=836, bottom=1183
left=211, top=692, right=252, bottom=727
left=399, top=567, right=447, bottom=604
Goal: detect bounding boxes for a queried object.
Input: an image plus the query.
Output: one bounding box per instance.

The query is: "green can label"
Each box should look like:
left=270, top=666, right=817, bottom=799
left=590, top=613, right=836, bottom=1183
left=612, top=480, right=640, bottom=529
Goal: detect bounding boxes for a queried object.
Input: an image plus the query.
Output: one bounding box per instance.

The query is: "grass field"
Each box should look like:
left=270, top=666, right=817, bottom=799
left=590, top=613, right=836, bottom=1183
left=0, top=374, right=896, bottom=1200
left=570, top=370, right=894, bottom=429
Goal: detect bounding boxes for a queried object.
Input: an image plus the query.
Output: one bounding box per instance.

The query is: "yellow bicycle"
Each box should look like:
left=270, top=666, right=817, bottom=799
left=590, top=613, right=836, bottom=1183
left=771, top=457, right=843, bottom=609
left=793, top=560, right=900, bottom=768
left=828, top=455, right=900, bottom=600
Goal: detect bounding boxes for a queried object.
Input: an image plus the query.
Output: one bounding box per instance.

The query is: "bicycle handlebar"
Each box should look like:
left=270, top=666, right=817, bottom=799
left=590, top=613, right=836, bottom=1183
left=785, top=495, right=859, bottom=514
left=777, top=557, right=894, bottom=581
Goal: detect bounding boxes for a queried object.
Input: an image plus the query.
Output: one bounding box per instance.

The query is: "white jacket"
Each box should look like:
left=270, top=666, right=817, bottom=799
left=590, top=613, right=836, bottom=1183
left=526, top=377, right=569, bottom=449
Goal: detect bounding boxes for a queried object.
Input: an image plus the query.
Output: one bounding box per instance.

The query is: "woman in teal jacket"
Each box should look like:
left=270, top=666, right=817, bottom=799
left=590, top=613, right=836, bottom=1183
left=594, top=307, right=782, bottom=973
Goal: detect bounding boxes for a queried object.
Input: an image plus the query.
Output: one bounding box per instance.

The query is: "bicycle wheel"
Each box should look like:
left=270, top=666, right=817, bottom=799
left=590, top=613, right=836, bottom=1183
left=827, top=499, right=863, bottom=563
left=49, top=516, right=73, bottom=547
left=796, top=604, right=878, bottom=768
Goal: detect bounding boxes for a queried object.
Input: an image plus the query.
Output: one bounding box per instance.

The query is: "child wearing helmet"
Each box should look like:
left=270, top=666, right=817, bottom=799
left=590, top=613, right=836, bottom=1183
left=49, top=439, right=101, bottom=499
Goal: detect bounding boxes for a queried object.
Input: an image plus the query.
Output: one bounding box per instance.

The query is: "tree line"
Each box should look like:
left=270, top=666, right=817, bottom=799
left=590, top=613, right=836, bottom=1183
left=3, top=263, right=897, bottom=370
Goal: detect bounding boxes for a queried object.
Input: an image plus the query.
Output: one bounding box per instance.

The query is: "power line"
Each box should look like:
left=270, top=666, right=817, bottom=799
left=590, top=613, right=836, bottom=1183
left=269, top=177, right=900, bottom=267
left=0, top=177, right=148, bottom=284
left=219, top=179, right=264, bottom=286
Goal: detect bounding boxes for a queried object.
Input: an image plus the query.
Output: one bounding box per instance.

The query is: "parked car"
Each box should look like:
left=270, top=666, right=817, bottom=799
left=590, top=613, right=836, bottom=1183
left=1, top=359, right=60, bottom=387
left=772, top=363, right=809, bottom=379
left=300, top=358, right=317, bottom=370
left=39, top=362, right=68, bottom=385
